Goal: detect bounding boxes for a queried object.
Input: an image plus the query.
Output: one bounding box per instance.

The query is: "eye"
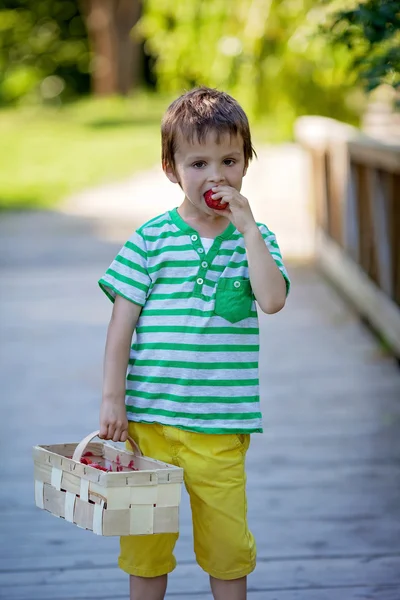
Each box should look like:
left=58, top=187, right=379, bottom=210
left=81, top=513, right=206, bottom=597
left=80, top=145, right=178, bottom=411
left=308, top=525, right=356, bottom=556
left=192, top=161, right=206, bottom=169
left=223, top=159, right=236, bottom=166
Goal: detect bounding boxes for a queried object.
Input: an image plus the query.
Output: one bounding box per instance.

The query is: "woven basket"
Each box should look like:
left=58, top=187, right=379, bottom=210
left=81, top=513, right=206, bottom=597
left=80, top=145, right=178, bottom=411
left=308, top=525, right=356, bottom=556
left=33, top=430, right=183, bottom=536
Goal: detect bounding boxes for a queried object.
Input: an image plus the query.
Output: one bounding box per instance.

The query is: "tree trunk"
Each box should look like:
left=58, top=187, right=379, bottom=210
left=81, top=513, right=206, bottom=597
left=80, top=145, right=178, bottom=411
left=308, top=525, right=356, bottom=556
left=80, top=0, right=142, bottom=96
left=115, top=0, right=142, bottom=95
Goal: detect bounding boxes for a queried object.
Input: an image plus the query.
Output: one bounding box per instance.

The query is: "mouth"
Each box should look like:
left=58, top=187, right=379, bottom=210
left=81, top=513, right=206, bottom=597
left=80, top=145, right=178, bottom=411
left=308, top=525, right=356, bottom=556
left=203, top=189, right=228, bottom=211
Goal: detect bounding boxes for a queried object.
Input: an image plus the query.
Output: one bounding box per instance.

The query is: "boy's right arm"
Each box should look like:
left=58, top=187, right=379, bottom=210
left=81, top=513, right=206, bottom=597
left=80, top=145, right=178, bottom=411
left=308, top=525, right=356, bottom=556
left=99, top=294, right=142, bottom=442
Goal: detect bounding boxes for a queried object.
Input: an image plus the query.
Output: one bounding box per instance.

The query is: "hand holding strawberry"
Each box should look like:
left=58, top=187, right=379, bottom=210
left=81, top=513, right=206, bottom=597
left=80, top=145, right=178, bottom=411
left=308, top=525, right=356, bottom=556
left=206, top=185, right=257, bottom=235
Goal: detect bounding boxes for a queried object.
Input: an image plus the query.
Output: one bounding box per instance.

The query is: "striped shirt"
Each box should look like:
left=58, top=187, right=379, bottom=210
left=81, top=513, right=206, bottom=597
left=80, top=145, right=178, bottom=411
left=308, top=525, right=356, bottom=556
left=99, top=207, right=290, bottom=434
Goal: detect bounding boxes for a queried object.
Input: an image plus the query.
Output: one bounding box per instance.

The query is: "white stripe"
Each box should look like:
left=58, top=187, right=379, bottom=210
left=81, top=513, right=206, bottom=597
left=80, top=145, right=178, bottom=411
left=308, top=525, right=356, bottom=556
left=93, top=501, right=104, bottom=535
left=130, top=349, right=258, bottom=362
left=132, top=365, right=259, bottom=379
left=80, top=478, right=89, bottom=502
left=127, top=381, right=259, bottom=399
left=128, top=398, right=260, bottom=414
left=35, top=480, right=44, bottom=509
left=51, top=467, right=62, bottom=491
left=139, top=314, right=259, bottom=327
left=64, top=492, right=76, bottom=522
left=135, top=333, right=258, bottom=346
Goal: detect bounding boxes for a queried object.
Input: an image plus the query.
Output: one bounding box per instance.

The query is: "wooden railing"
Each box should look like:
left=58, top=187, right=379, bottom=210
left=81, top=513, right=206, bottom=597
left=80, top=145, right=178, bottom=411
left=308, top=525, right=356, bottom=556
left=295, top=116, right=400, bottom=357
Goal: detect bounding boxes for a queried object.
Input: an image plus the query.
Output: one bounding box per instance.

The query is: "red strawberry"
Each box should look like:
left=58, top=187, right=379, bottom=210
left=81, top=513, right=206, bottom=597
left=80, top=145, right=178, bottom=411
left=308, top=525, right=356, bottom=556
left=204, top=189, right=228, bottom=211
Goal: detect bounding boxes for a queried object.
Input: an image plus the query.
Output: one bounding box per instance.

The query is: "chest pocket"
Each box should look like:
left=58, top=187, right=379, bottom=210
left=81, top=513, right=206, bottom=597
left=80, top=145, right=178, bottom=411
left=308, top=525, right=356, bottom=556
left=214, top=277, right=253, bottom=323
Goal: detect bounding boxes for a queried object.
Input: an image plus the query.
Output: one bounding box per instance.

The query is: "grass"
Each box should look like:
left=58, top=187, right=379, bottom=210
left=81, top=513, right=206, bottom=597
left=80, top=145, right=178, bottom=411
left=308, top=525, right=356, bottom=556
left=0, top=92, right=170, bottom=210
left=0, top=91, right=291, bottom=211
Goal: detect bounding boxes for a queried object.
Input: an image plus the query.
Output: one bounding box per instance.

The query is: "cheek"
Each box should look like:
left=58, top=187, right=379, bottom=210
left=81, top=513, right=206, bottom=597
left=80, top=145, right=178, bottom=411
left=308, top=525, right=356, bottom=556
left=182, top=169, right=203, bottom=187
left=229, top=165, right=245, bottom=186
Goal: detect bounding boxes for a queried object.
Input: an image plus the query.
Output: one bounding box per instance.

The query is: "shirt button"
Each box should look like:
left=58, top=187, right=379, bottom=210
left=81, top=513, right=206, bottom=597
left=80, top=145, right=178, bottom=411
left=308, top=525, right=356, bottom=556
left=191, top=234, right=198, bottom=241
left=201, top=261, right=208, bottom=268
left=234, top=281, right=241, bottom=288
left=197, top=277, right=204, bottom=285
left=197, top=247, right=204, bottom=254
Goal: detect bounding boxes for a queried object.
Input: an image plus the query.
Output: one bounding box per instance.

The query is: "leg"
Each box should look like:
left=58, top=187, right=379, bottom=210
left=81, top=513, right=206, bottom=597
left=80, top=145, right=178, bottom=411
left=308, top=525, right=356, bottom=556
left=120, top=423, right=179, bottom=598
left=179, top=432, right=256, bottom=586
left=130, top=574, right=168, bottom=600
left=210, top=575, right=247, bottom=600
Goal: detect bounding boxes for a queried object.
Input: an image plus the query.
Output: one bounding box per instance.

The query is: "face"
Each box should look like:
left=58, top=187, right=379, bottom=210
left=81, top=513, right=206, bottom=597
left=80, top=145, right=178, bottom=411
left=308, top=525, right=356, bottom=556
left=164, top=130, right=247, bottom=216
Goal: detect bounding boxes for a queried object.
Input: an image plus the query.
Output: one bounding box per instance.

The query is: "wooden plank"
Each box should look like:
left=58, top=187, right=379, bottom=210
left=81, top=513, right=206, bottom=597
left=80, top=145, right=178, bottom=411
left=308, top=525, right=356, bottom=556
left=316, top=228, right=400, bottom=355
left=368, top=169, right=393, bottom=296
left=1, top=555, right=400, bottom=589
left=343, top=161, right=359, bottom=262
left=349, top=139, right=400, bottom=174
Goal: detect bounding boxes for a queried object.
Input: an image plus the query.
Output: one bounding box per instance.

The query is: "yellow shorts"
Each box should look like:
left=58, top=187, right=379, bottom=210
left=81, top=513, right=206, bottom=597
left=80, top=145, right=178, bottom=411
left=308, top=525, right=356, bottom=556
left=119, top=422, right=256, bottom=580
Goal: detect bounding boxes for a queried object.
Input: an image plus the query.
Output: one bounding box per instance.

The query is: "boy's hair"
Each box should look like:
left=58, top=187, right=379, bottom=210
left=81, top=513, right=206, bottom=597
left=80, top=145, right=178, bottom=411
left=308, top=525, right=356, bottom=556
left=162, top=87, right=256, bottom=172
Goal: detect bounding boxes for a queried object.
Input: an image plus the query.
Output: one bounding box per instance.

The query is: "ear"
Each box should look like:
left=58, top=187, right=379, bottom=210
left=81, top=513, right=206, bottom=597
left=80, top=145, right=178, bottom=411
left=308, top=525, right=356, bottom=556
left=243, top=164, right=248, bottom=177
left=163, top=161, right=179, bottom=184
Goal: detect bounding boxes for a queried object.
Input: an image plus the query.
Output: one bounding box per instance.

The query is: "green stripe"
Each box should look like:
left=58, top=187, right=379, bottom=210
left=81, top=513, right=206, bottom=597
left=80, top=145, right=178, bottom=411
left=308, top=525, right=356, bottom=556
left=127, top=390, right=258, bottom=403
left=131, top=342, right=259, bottom=352
left=115, top=255, right=147, bottom=275
left=125, top=240, right=146, bottom=259
left=129, top=359, right=258, bottom=369
left=98, top=280, right=144, bottom=306
left=219, top=247, right=246, bottom=256
left=141, top=308, right=258, bottom=318
left=208, top=264, right=225, bottom=272
left=107, top=268, right=148, bottom=292
left=136, top=325, right=259, bottom=335
left=154, top=276, right=196, bottom=285
left=126, top=405, right=262, bottom=420
left=127, top=375, right=258, bottom=387
left=226, top=259, right=248, bottom=269
left=149, top=292, right=214, bottom=301
left=148, top=260, right=199, bottom=273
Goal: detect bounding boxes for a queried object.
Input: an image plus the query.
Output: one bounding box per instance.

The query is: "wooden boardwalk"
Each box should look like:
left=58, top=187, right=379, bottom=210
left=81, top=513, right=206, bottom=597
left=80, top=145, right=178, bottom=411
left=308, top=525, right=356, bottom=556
left=1, top=210, right=400, bottom=600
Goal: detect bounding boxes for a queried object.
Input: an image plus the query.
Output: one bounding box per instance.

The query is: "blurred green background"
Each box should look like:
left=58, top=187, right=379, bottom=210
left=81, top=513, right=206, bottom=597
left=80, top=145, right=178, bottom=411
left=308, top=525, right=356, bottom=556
left=1, top=0, right=398, bottom=210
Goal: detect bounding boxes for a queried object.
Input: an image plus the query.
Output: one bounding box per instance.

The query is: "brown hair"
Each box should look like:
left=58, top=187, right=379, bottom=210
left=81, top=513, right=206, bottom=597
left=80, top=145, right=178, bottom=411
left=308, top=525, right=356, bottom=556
left=161, top=87, right=256, bottom=171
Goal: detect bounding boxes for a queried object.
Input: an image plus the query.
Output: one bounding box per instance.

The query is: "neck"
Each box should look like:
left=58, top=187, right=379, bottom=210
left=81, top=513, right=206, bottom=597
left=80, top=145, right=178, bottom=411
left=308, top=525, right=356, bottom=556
left=179, top=197, right=228, bottom=227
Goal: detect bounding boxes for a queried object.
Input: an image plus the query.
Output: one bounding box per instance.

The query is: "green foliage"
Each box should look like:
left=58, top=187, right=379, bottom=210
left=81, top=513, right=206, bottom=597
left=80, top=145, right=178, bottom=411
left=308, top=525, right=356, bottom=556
left=321, top=0, right=400, bottom=92
left=0, top=0, right=90, bottom=105
left=0, top=93, right=166, bottom=209
left=138, top=0, right=362, bottom=131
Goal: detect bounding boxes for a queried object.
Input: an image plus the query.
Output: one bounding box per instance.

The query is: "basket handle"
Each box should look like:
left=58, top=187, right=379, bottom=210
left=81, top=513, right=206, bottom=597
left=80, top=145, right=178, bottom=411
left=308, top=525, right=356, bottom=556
left=72, top=430, right=142, bottom=462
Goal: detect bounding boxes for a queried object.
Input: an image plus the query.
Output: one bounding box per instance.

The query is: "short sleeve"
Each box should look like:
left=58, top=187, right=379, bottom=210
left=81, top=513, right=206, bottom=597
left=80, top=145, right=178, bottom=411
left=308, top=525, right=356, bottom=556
left=258, top=224, right=290, bottom=295
left=98, top=231, right=151, bottom=306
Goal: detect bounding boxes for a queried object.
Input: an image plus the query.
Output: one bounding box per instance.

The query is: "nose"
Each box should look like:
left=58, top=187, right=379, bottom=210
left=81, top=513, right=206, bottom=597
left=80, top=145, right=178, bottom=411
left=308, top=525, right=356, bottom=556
left=209, top=169, right=225, bottom=184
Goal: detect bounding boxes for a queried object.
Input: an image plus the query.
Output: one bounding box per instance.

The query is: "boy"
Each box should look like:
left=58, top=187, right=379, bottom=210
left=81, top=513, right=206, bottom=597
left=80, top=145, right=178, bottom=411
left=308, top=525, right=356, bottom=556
left=98, top=86, right=290, bottom=600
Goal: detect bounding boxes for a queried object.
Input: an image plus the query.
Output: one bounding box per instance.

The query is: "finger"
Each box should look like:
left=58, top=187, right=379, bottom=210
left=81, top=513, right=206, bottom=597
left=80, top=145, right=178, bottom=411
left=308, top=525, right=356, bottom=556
left=106, top=423, right=116, bottom=441
left=99, top=423, right=108, bottom=439
left=120, top=428, right=128, bottom=442
left=210, top=191, right=228, bottom=200
left=112, top=425, right=122, bottom=442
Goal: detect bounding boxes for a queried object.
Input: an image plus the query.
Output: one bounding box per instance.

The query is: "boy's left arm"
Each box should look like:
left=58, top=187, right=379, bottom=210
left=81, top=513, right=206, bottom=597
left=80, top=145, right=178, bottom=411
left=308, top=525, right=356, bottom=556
left=243, top=225, right=287, bottom=314
left=211, top=185, right=288, bottom=314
